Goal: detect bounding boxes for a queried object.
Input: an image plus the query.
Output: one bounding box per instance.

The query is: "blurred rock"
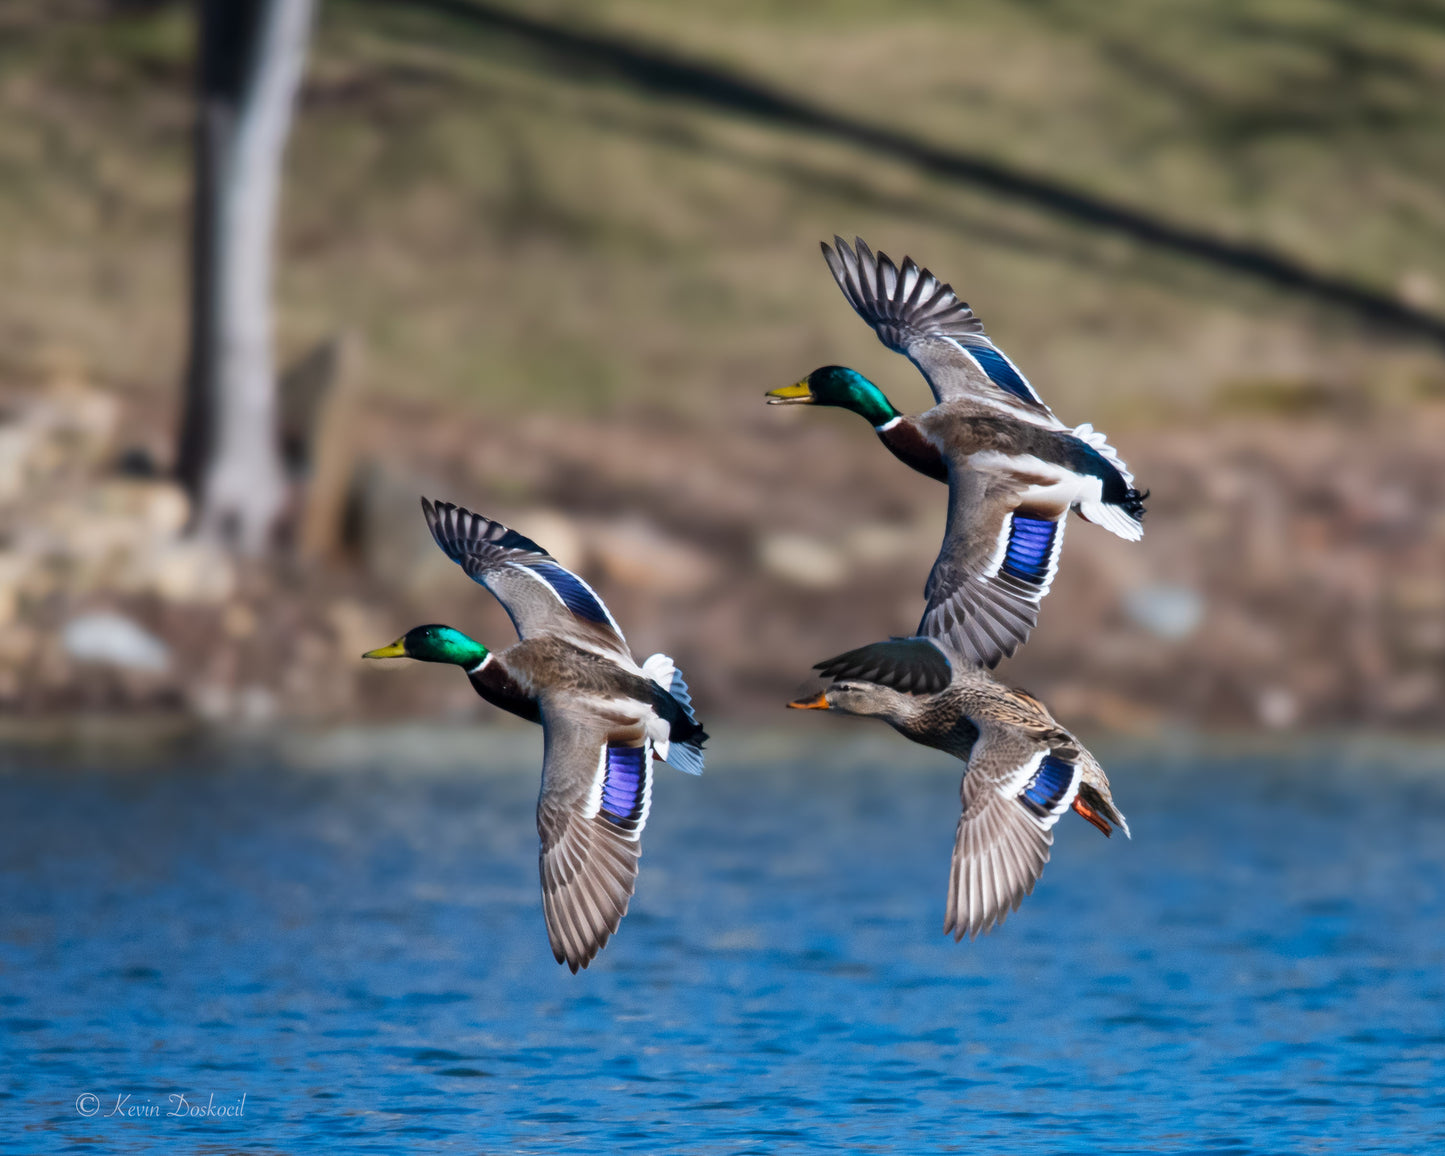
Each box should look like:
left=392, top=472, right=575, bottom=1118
left=0, top=387, right=119, bottom=502
left=0, top=552, right=33, bottom=627
left=129, top=540, right=236, bottom=604
left=1379, top=673, right=1439, bottom=718
left=757, top=533, right=847, bottom=590
left=189, top=682, right=279, bottom=724
left=1122, top=584, right=1205, bottom=641
left=0, top=421, right=39, bottom=504
left=588, top=518, right=715, bottom=595
left=61, top=612, right=170, bottom=674
left=1256, top=686, right=1298, bottom=730
left=22, top=480, right=188, bottom=561
left=222, top=602, right=259, bottom=640
left=328, top=598, right=393, bottom=659
left=842, top=521, right=929, bottom=567
left=510, top=509, right=585, bottom=569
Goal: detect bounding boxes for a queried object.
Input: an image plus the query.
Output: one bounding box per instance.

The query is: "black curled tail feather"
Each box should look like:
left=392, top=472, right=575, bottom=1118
left=1122, top=487, right=1148, bottom=521
left=650, top=682, right=708, bottom=749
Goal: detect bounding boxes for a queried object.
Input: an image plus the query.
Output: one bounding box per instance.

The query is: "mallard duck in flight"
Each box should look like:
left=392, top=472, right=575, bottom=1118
left=768, top=238, right=1147, bottom=668
left=363, top=498, right=706, bottom=972
left=789, top=635, right=1128, bottom=939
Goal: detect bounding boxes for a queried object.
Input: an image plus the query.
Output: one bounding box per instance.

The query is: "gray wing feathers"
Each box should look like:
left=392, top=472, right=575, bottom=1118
left=537, top=799, right=640, bottom=973
left=822, top=237, right=1057, bottom=416
left=946, top=731, right=1055, bottom=940
left=918, top=470, right=1061, bottom=668
left=920, top=574, right=1039, bottom=671
left=822, top=236, right=985, bottom=359
left=536, top=708, right=647, bottom=972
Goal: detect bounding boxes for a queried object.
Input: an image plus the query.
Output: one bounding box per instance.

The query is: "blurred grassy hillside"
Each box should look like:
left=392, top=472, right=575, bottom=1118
left=4, top=0, right=1445, bottom=432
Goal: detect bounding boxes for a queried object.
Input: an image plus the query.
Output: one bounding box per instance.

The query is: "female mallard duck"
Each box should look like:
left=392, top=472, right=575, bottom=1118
left=788, top=635, right=1128, bottom=939
left=767, top=238, right=1147, bottom=668
left=363, top=498, right=706, bottom=973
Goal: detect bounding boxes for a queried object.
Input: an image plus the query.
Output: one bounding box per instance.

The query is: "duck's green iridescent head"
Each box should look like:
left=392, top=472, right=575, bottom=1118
left=766, top=366, right=900, bottom=427
left=363, top=624, right=489, bottom=668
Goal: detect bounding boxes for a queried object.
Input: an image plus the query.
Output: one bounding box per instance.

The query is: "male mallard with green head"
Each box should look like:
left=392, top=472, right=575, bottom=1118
left=364, top=498, right=706, bottom=972
left=789, top=635, right=1128, bottom=939
left=768, top=238, right=1147, bottom=668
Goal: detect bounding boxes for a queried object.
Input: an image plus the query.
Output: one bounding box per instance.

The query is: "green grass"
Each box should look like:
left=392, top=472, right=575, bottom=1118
left=3, top=0, right=1445, bottom=432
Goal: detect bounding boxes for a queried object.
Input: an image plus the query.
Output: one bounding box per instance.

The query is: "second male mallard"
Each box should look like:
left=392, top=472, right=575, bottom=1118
left=364, top=498, right=706, bottom=972
left=768, top=238, right=1147, bottom=668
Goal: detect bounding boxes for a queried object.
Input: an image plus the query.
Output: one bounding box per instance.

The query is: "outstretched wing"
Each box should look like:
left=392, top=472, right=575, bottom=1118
left=822, top=237, right=1058, bottom=422
left=423, top=498, right=631, bottom=662
left=813, top=637, right=954, bottom=695
left=947, top=727, right=1082, bottom=940
left=535, top=702, right=656, bottom=972
left=916, top=467, right=1068, bottom=669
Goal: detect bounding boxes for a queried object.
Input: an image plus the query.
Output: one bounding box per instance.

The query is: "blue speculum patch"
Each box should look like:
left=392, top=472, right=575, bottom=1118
left=966, top=345, right=1038, bottom=405
left=533, top=561, right=612, bottom=624
left=601, top=746, right=647, bottom=823
left=1001, top=516, right=1056, bottom=585
left=1022, top=754, right=1075, bottom=816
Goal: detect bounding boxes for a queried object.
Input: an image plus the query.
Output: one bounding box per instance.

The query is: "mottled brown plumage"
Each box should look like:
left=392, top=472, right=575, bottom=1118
left=795, top=637, right=1128, bottom=939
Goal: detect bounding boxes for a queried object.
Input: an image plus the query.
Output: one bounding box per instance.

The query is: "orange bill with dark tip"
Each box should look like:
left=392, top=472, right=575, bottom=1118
left=1072, top=796, right=1113, bottom=837
left=787, top=692, right=830, bottom=710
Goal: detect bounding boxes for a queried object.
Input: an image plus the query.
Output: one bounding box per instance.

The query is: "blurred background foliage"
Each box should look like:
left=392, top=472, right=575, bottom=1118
left=3, top=0, right=1445, bottom=729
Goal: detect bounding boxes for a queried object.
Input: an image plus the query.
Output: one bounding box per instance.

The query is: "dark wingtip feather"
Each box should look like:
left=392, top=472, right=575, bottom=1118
left=812, top=638, right=953, bottom=694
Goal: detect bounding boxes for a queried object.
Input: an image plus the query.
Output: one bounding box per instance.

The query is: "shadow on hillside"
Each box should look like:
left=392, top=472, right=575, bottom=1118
left=360, top=0, right=1445, bottom=347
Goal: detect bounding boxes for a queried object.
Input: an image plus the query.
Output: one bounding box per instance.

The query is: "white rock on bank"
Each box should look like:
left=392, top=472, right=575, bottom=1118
left=138, top=540, right=237, bottom=604
left=757, top=533, right=847, bottom=590
left=510, top=509, right=586, bottom=571
left=1122, top=583, right=1205, bottom=641
left=588, top=518, right=715, bottom=596
left=61, top=612, right=171, bottom=674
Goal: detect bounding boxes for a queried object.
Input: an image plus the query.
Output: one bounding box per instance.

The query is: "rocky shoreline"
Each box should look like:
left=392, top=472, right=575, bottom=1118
left=5, top=381, right=1443, bottom=732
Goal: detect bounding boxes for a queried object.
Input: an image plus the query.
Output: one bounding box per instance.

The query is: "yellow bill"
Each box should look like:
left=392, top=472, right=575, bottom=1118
left=765, top=380, right=815, bottom=404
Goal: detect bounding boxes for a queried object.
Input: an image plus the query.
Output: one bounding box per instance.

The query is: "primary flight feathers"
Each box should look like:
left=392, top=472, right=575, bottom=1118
left=822, top=236, right=1053, bottom=417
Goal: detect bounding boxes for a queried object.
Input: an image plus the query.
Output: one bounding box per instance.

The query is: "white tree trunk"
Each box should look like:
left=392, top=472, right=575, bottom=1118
left=187, top=0, right=315, bottom=553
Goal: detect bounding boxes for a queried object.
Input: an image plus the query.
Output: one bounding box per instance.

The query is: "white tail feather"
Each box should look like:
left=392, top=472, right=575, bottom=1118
left=1078, top=500, right=1143, bottom=542
left=642, top=651, right=676, bottom=689
left=643, top=652, right=704, bottom=775
left=643, top=652, right=697, bottom=722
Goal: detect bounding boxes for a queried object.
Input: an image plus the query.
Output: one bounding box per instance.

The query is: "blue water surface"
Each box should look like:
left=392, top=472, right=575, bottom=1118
left=2, top=727, right=1444, bottom=1153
